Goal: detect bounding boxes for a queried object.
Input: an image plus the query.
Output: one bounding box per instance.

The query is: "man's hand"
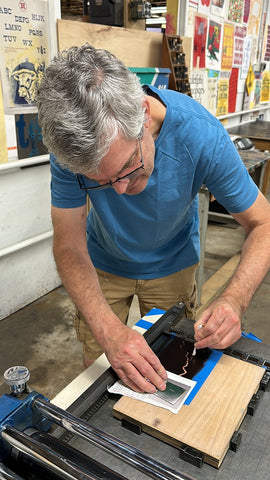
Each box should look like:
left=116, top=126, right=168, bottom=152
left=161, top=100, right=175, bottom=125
left=103, top=323, right=167, bottom=393
left=194, top=296, right=242, bottom=350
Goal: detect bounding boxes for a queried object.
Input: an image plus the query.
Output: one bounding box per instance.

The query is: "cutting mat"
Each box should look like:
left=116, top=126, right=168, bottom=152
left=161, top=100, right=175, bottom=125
left=113, top=353, right=264, bottom=468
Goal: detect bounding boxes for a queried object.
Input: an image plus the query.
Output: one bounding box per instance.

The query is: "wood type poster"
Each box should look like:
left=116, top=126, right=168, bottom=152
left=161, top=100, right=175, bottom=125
left=261, top=70, right=270, bottom=103
left=15, top=113, right=48, bottom=159
left=0, top=0, right=50, bottom=114
left=216, top=71, right=230, bottom=116
left=221, top=23, right=234, bottom=70
left=193, top=14, right=208, bottom=69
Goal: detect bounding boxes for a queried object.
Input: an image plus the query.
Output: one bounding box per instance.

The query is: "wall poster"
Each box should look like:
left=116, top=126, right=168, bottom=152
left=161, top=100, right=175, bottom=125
left=193, top=14, right=208, bottom=69
left=216, top=70, right=230, bottom=116
left=211, top=0, right=226, bottom=18
left=227, top=0, right=244, bottom=23
left=206, top=19, right=222, bottom=70
left=0, top=80, right=8, bottom=163
left=198, top=0, right=211, bottom=15
left=247, top=0, right=263, bottom=37
left=228, top=67, right=239, bottom=113
left=221, top=22, right=234, bottom=70
left=0, top=0, right=50, bottom=114
left=233, top=25, right=247, bottom=67
left=207, top=69, right=219, bottom=115
left=263, top=25, right=270, bottom=62
left=189, top=69, right=208, bottom=107
left=260, top=70, right=270, bottom=103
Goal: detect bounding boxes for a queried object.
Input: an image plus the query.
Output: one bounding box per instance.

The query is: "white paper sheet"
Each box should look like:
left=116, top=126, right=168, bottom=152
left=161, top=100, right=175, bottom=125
left=108, top=371, right=196, bottom=414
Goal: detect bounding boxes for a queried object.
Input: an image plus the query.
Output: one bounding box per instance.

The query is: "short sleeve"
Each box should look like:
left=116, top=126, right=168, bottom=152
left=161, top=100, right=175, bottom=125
left=50, top=154, right=87, bottom=208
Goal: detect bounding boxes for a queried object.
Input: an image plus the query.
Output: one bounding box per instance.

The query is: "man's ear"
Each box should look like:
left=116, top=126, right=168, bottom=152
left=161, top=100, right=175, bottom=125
left=142, top=97, right=151, bottom=128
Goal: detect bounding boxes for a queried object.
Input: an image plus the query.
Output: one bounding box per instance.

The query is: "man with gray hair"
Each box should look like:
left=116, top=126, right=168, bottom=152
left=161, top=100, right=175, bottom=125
left=37, top=43, right=270, bottom=394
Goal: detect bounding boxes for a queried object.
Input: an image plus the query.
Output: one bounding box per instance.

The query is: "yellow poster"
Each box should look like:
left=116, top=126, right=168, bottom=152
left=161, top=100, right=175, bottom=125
left=260, top=70, right=270, bottom=103
left=221, top=23, right=234, bottom=70
left=246, top=64, right=255, bottom=96
left=216, top=72, right=230, bottom=117
left=0, top=0, right=50, bottom=114
left=0, top=79, right=8, bottom=163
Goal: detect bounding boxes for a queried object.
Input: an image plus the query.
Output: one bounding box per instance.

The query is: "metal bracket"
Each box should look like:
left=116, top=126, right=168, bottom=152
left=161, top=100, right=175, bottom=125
left=121, top=418, right=142, bottom=435
left=229, top=431, right=242, bottom=452
left=247, top=392, right=261, bottom=416
left=179, top=443, right=204, bottom=468
left=260, top=371, right=270, bottom=391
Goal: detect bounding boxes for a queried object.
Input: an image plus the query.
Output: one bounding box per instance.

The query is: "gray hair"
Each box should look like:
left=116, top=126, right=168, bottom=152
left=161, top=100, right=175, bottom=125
left=37, top=43, right=146, bottom=174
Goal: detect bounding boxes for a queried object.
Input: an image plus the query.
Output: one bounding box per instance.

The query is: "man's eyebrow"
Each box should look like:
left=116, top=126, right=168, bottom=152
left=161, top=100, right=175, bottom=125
left=88, top=144, right=138, bottom=183
left=112, top=144, right=138, bottom=177
left=117, top=152, right=136, bottom=174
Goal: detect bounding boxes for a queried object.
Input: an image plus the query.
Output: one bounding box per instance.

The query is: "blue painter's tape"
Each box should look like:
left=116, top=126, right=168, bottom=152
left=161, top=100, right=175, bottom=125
left=242, top=332, right=262, bottom=342
left=144, top=308, right=166, bottom=316
left=135, top=319, right=154, bottom=330
left=184, top=349, right=223, bottom=405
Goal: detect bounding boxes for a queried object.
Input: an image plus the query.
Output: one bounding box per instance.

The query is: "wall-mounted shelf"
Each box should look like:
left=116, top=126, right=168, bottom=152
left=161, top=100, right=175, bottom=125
left=161, top=34, right=192, bottom=96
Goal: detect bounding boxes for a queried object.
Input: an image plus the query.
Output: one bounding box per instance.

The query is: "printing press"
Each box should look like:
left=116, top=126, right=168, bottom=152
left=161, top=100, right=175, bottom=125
left=1, top=304, right=270, bottom=480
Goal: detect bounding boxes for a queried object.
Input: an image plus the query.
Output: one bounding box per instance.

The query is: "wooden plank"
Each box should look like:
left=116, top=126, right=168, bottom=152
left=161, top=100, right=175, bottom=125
left=196, top=253, right=241, bottom=315
left=113, top=353, right=264, bottom=468
left=57, top=19, right=163, bottom=67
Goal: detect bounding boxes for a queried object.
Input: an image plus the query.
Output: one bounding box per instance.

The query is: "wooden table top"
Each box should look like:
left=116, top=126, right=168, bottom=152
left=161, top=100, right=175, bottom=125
left=239, top=149, right=270, bottom=172
left=227, top=120, right=270, bottom=141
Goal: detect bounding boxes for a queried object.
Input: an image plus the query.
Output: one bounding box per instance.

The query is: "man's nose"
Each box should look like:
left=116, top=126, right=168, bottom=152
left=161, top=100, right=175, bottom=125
left=112, top=178, right=130, bottom=194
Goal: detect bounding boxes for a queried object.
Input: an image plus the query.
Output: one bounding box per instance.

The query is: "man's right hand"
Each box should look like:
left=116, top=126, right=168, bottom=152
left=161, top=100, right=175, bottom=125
left=103, top=322, right=167, bottom=393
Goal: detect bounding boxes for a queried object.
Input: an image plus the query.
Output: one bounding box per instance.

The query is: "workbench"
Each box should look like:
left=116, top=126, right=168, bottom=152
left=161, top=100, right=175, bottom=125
left=1, top=305, right=270, bottom=479
left=227, top=120, right=270, bottom=195
left=50, top=306, right=270, bottom=480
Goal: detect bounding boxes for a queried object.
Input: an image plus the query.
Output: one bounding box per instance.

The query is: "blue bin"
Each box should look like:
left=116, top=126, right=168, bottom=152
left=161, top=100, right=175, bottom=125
left=129, top=67, right=171, bottom=89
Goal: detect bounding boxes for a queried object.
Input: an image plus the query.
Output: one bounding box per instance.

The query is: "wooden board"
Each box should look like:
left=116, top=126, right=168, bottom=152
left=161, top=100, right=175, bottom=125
left=58, top=20, right=192, bottom=73
left=57, top=19, right=163, bottom=67
left=113, top=354, right=264, bottom=468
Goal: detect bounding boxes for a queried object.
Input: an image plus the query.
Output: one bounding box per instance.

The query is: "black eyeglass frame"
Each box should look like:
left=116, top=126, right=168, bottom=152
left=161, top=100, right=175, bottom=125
left=77, top=139, right=144, bottom=191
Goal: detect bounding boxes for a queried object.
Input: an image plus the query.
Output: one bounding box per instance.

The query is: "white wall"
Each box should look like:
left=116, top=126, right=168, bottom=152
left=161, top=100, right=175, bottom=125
left=0, top=161, right=60, bottom=321
left=0, top=0, right=61, bottom=321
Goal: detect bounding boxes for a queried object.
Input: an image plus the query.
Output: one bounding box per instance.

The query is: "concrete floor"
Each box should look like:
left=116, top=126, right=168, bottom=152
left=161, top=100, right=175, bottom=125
left=1, top=193, right=270, bottom=400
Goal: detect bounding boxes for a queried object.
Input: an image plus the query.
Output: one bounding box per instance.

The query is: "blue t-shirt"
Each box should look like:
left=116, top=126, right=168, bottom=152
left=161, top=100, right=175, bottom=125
left=50, top=85, right=258, bottom=279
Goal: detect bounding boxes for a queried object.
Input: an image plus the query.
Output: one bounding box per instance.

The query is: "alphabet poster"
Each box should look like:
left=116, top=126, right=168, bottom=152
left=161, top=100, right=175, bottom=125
left=0, top=0, right=50, bottom=114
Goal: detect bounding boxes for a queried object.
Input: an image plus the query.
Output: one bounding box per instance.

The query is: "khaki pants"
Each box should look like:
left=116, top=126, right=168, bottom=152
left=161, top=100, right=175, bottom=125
left=74, top=264, right=198, bottom=361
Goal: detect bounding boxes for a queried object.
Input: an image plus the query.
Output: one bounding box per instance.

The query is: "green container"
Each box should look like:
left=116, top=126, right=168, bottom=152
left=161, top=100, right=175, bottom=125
left=129, top=67, right=171, bottom=89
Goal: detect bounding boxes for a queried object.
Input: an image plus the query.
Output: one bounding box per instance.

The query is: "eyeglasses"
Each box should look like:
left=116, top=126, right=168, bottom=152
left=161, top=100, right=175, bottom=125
left=77, top=139, right=144, bottom=191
